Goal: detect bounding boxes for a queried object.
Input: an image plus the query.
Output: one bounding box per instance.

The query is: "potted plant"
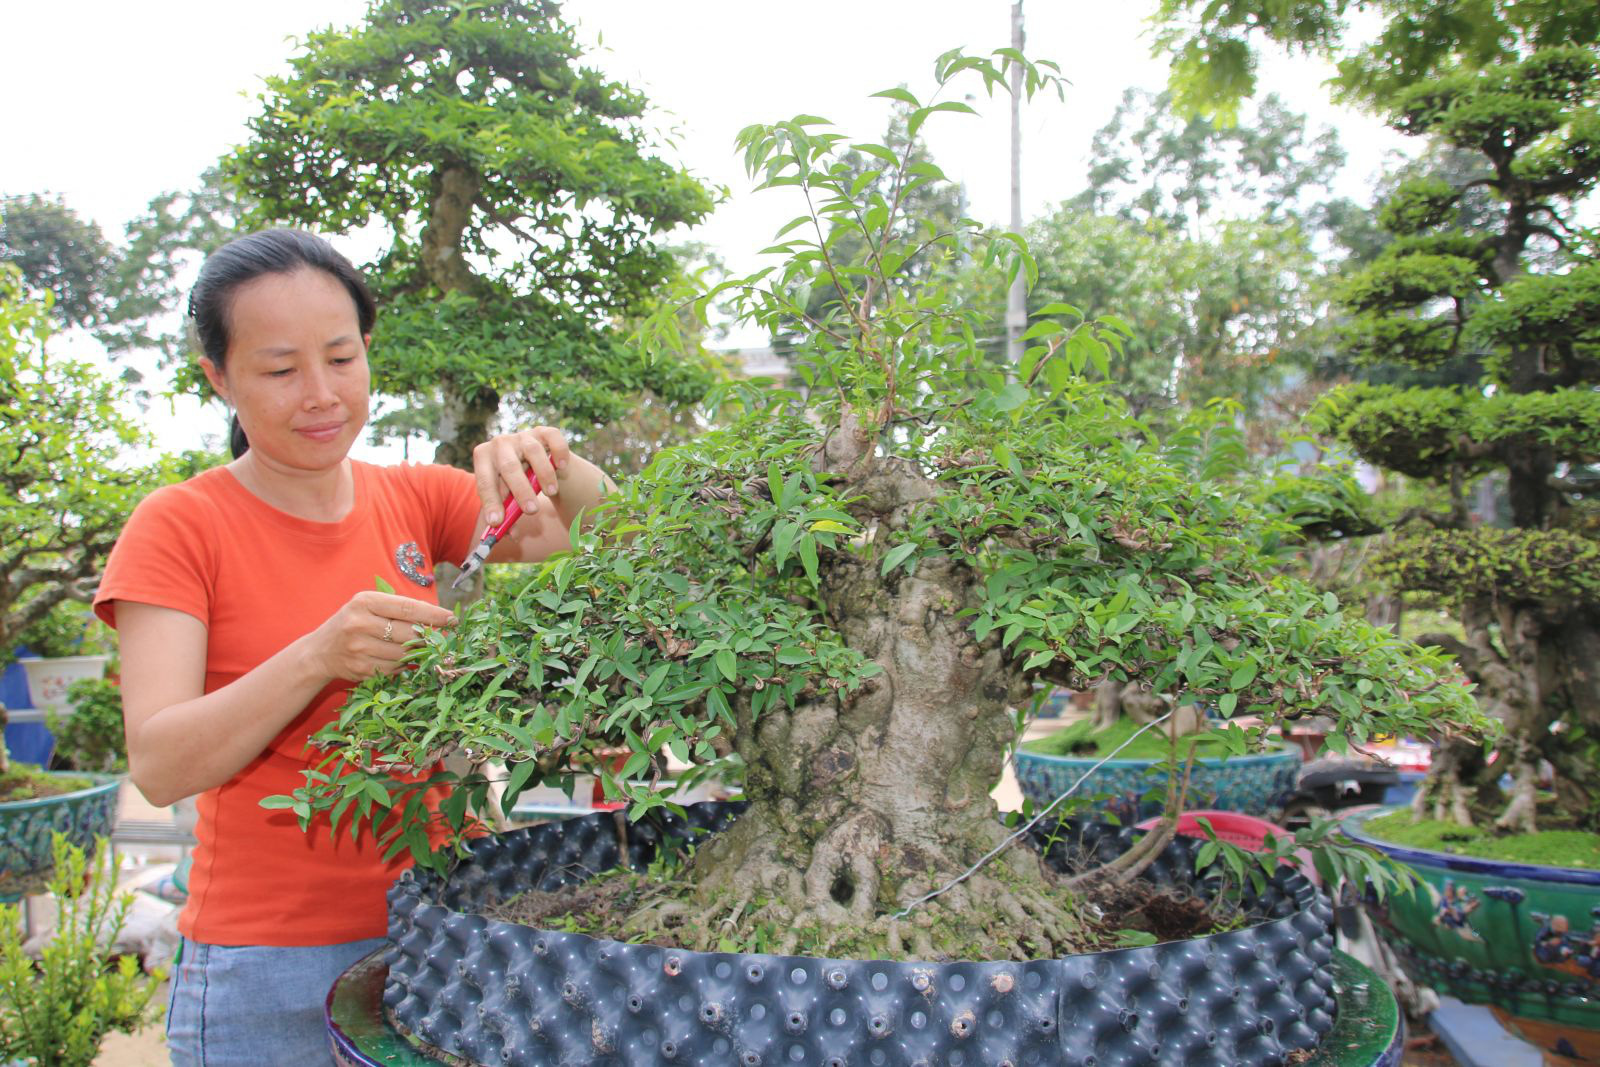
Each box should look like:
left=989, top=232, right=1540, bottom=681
left=8, top=602, right=112, bottom=716
left=0, top=266, right=184, bottom=896
left=1016, top=683, right=1304, bottom=823
left=1269, top=45, right=1600, bottom=1056
left=0, top=833, right=165, bottom=1067
left=284, top=52, right=1483, bottom=1066
left=48, top=678, right=128, bottom=775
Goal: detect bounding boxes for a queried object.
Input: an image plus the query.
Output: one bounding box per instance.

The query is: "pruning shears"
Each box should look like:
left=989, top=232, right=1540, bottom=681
left=451, top=468, right=543, bottom=590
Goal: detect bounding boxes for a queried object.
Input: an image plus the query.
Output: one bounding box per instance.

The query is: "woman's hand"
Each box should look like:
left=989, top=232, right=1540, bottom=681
left=307, top=591, right=456, bottom=682
left=472, top=426, right=571, bottom=525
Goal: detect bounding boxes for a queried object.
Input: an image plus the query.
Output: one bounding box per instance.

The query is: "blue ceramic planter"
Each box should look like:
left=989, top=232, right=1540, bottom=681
left=1015, top=739, right=1303, bottom=821
left=0, top=772, right=121, bottom=900
left=1345, top=807, right=1600, bottom=1061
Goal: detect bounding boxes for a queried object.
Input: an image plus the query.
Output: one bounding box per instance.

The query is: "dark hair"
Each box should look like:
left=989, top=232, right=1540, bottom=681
left=188, top=229, right=376, bottom=458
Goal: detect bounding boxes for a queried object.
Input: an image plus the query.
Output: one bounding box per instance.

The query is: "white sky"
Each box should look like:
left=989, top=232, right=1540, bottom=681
left=2, top=0, right=1410, bottom=459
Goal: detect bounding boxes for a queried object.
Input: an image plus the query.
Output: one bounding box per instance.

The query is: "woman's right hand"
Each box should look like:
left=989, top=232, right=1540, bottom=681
left=307, top=591, right=457, bottom=682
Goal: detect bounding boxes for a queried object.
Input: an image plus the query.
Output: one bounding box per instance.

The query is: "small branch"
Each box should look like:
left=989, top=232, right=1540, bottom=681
left=1548, top=476, right=1599, bottom=494
left=1023, top=334, right=1068, bottom=388
left=1389, top=506, right=1465, bottom=531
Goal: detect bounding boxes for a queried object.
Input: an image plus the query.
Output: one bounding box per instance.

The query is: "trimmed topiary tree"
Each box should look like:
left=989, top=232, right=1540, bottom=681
left=1306, top=46, right=1600, bottom=834
left=285, top=53, right=1482, bottom=960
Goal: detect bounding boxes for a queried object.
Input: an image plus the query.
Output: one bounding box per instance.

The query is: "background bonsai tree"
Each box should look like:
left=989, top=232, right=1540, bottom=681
left=226, top=0, right=719, bottom=469
left=1302, top=46, right=1600, bottom=833
left=288, top=53, right=1483, bottom=960
left=0, top=267, right=191, bottom=694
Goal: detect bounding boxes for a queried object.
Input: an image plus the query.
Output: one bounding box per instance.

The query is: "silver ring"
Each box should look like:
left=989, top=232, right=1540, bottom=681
left=381, top=620, right=395, bottom=643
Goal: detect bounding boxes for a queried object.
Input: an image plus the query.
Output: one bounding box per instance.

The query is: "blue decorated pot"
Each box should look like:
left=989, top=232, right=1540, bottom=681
left=1014, top=740, right=1303, bottom=821
left=0, top=772, right=121, bottom=900
left=1344, top=807, right=1600, bottom=1059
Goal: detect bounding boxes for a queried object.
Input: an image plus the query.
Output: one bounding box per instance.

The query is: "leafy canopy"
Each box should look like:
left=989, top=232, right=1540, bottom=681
left=0, top=268, right=193, bottom=657
left=273, top=51, right=1484, bottom=870
left=227, top=0, right=719, bottom=460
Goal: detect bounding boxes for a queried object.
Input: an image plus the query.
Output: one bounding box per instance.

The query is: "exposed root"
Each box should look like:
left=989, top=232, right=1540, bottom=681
left=1416, top=745, right=1479, bottom=827
left=1065, top=818, right=1177, bottom=890
left=1493, top=759, right=1540, bottom=834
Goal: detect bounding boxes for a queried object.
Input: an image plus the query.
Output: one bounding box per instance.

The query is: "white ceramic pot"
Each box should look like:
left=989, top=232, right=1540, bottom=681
left=19, top=655, right=108, bottom=713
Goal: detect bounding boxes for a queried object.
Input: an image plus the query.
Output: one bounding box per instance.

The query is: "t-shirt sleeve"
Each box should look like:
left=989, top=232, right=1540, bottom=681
left=412, top=463, right=482, bottom=569
left=92, top=484, right=218, bottom=629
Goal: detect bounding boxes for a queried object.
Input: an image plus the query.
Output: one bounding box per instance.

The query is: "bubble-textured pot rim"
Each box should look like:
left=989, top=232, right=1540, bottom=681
left=1016, top=739, right=1302, bottom=770
left=329, top=948, right=1403, bottom=1067
left=0, top=772, right=121, bottom=812
left=1343, top=806, right=1600, bottom=886
left=383, top=802, right=1339, bottom=1066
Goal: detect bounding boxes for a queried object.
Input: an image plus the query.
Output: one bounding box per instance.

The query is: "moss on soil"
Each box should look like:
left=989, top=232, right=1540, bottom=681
left=481, top=850, right=1246, bottom=962
left=1363, top=810, right=1600, bottom=871
left=1021, top=715, right=1235, bottom=761
left=0, top=765, right=93, bottom=803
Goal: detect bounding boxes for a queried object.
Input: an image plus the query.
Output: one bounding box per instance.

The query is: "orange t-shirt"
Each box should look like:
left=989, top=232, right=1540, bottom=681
left=94, top=460, right=480, bottom=946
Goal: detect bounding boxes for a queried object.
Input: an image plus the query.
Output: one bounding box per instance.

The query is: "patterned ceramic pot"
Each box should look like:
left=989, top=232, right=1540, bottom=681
left=1014, top=740, right=1303, bottom=821
left=0, top=772, right=120, bottom=900
left=1344, top=807, right=1600, bottom=1061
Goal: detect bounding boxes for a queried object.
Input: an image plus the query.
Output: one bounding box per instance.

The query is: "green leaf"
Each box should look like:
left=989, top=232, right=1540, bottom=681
left=374, top=575, right=396, bottom=595
left=715, top=649, right=738, bottom=683
left=880, top=542, right=917, bottom=575
left=503, top=760, right=539, bottom=808
left=799, top=536, right=820, bottom=584
left=870, top=87, right=920, bottom=107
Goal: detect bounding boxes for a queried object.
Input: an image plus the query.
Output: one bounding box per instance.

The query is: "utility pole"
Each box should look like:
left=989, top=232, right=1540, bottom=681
left=1005, top=0, right=1027, bottom=365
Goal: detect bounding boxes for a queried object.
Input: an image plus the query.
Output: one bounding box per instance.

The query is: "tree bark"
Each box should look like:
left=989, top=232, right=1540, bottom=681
left=644, top=425, right=1090, bottom=959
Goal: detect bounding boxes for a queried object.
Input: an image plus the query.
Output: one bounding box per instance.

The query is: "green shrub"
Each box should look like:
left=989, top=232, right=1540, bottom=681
left=0, top=835, right=163, bottom=1066
left=47, top=680, right=126, bottom=774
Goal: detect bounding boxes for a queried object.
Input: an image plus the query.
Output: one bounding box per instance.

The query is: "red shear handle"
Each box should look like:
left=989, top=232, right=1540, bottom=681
left=484, top=472, right=543, bottom=541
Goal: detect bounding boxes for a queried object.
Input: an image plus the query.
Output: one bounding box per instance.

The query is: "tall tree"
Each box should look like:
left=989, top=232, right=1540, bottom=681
left=96, top=169, right=247, bottom=389
left=1154, top=0, right=1600, bottom=115
left=228, top=0, right=716, bottom=469
left=1303, top=47, right=1600, bottom=832
left=1071, top=89, right=1345, bottom=232
left=0, top=195, right=116, bottom=329
left=967, top=92, right=1341, bottom=421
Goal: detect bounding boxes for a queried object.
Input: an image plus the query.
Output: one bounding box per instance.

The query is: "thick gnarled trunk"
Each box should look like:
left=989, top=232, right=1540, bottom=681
left=1417, top=602, right=1600, bottom=833
left=659, top=420, right=1088, bottom=958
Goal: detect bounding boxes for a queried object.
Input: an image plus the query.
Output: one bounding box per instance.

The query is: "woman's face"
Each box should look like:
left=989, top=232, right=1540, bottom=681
left=201, top=268, right=371, bottom=472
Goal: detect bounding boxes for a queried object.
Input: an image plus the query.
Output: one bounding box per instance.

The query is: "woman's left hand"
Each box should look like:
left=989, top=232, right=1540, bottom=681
left=471, top=426, right=571, bottom=525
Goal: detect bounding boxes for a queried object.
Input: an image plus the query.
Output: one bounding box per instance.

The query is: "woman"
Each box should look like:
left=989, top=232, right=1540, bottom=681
left=93, top=229, right=612, bottom=1065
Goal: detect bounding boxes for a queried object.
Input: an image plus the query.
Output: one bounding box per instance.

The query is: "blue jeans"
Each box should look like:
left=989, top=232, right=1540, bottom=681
left=166, top=935, right=387, bottom=1066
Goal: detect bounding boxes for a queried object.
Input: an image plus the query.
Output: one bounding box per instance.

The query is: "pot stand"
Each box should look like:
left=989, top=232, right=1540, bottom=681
left=378, top=803, right=1343, bottom=1066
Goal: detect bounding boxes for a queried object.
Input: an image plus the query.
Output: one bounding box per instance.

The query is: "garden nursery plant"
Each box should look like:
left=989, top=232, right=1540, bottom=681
left=1306, top=45, right=1600, bottom=842
left=282, top=53, right=1483, bottom=967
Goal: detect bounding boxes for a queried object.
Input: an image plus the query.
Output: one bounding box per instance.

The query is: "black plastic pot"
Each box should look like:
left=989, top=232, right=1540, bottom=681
left=384, top=803, right=1337, bottom=1066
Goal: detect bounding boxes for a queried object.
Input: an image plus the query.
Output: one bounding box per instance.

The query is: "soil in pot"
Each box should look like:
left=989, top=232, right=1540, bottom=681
left=1362, top=808, right=1600, bottom=870
left=477, top=846, right=1248, bottom=962
left=0, top=765, right=92, bottom=802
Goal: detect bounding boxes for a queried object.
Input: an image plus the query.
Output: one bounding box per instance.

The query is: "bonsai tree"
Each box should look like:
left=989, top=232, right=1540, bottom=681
left=0, top=267, right=190, bottom=781
left=1303, top=46, right=1600, bottom=833
left=287, top=53, right=1482, bottom=960
left=227, top=0, right=718, bottom=469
